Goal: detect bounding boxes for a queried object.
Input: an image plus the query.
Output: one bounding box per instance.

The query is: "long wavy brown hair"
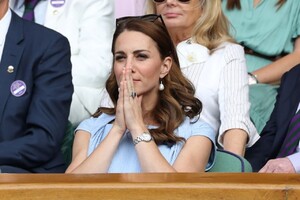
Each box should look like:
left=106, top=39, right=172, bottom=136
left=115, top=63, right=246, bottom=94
left=225, top=0, right=286, bottom=10
left=93, top=16, right=202, bottom=146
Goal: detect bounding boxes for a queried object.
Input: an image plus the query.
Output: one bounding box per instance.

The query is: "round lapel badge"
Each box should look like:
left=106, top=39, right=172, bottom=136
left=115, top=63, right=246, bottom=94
left=10, top=80, right=27, bottom=97
left=50, top=0, right=65, bottom=8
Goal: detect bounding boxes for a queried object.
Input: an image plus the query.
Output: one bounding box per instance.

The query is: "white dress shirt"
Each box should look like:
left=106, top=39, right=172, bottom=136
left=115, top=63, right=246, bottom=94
left=177, top=39, right=260, bottom=147
left=0, top=9, right=11, bottom=63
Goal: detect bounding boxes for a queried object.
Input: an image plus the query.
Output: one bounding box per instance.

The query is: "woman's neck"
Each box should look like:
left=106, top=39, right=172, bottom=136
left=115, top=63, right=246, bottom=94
left=168, top=27, right=192, bottom=46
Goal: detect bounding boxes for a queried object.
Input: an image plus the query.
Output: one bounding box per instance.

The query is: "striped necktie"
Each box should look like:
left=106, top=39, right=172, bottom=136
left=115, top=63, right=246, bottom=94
left=277, top=109, right=300, bottom=158
left=23, top=0, right=40, bottom=22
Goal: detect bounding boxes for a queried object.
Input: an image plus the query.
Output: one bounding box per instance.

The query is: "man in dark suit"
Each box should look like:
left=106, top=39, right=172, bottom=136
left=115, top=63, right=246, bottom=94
left=245, top=64, right=300, bottom=173
left=0, top=0, right=73, bottom=173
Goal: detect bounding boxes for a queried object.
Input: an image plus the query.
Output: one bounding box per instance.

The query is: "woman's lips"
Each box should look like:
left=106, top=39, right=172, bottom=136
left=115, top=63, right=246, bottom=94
left=164, top=13, right=180, bottom=18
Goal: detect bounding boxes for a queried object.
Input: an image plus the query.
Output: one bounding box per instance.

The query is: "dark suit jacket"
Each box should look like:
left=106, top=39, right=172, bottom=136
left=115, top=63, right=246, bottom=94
left=0, top=11, right=73, bottom=173
left=245, top=64, right=300, bottom=172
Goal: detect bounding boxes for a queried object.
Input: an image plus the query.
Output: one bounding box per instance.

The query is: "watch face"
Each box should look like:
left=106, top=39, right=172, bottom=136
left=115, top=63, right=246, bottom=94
left=142, top=133, right=152, bottom=141
left=248, top=76, right=256, bottom=85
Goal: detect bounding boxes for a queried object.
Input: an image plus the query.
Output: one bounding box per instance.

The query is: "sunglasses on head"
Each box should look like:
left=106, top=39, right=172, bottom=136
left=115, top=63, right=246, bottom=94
left=116, top=14, right=166, bottom=27
left=152, top=0, right=190, bottom=3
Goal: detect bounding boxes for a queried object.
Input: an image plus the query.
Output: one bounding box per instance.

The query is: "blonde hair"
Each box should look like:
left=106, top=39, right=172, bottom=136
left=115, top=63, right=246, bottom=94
left=147, top=0, right=235, bottom=51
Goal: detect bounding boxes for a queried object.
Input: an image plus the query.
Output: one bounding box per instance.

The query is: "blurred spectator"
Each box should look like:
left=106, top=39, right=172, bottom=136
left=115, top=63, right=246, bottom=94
left=10, top=0, right=115, bottom=125
left=115, top=0, right=147, bottom=18
left=0, top=0, right=73, bottom=173
left=246, top=64, right=300, bottom=173
left=222, top=0, right=300, bottom=133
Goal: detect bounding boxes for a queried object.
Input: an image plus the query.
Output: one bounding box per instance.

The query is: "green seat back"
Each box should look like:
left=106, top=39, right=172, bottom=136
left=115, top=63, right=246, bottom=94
left=208, top=149, right=252, bottom=172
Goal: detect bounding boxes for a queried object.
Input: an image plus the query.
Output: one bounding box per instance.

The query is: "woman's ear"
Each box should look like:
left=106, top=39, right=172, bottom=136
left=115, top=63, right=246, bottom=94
left=160, top=56, right=172, bottom=78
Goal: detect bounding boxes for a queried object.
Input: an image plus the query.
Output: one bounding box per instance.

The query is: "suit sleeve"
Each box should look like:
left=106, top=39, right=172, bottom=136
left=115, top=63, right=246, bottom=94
left=0, top=35, right=73, bottom=169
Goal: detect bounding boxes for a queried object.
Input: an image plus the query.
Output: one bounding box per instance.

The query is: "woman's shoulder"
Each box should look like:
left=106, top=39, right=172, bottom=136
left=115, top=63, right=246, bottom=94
left=213, top=42, right=245, bottom=61
left=176, top=39, right=210, bottom=68
left=190, top=118, right=215, bottom=135
left=177, top=38, right=209, bottom=53
left=177, top=117, right=216, bottom=143
left=76, top=113, right=115, bottom=134
left=216, top=42, right=244, bottom=53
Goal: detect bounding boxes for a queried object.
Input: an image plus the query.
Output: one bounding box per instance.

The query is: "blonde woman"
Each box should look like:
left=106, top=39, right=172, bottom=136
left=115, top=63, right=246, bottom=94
left=147, top=0, right=259, bottom=156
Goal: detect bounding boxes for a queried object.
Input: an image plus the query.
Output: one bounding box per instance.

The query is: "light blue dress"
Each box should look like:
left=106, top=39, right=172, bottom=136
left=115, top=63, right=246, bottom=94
left=76, top=113, right=216, bottom=173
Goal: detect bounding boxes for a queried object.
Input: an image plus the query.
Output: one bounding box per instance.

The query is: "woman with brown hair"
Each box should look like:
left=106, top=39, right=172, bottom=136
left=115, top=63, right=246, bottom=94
left=66, top=15, right=215, bottom=173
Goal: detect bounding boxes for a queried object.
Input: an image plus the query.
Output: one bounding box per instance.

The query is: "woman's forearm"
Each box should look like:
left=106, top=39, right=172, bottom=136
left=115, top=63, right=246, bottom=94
left=223, top=129, right=248, bottom=157
left=68, top=126, right=124, bottom=173
left=253, top=37, right=300, bottom=84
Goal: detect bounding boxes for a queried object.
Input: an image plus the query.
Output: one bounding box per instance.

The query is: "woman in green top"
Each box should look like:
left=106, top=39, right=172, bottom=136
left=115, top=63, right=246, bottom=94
left=222, top=0, right=300, bottom=133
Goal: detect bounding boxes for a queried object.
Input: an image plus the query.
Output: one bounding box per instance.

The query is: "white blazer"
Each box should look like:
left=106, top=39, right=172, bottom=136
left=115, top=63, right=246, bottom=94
left=10, top=0, right=115, bottom=125
left=177, top=40, right=260, bottom=147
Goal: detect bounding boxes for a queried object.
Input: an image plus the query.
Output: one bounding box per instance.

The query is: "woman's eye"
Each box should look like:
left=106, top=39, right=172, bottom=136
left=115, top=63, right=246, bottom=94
left=115, top=55, right=125, bottom=61
left=136, top=53, right=148, bottom=60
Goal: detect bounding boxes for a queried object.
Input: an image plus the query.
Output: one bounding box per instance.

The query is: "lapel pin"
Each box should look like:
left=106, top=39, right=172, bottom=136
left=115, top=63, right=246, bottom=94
left=7, top=65, right=14, bottom=73
left=51, top=0, right=65, bottom=8
left=11, top=80, right=27, bottom=97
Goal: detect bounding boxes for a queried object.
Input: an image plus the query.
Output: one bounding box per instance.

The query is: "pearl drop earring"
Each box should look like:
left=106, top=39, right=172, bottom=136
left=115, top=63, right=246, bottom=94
left=159, top=81, right=164, bottom=91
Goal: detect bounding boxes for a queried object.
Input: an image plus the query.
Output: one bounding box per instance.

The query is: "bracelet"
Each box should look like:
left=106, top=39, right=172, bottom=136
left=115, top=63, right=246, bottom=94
left=248, top=72, right=259, bottom=85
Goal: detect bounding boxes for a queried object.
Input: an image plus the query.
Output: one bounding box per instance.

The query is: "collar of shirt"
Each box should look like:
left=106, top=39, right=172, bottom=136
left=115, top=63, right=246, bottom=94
left=11, top=0, right=48, bottom=25
left=0, top=9, right=12, bottom=62
left=176, top=38, right=210, bottom=70
left=13, top=0, right=47, bottom=10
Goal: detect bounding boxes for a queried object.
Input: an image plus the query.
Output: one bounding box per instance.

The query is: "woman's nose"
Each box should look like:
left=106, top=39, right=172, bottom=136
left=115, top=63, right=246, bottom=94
left=124, top=58, right=136, bottom=72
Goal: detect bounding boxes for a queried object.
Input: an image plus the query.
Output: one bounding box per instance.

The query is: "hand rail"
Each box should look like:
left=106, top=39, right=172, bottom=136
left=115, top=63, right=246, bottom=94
left=0, top=173, right=299, bottom=199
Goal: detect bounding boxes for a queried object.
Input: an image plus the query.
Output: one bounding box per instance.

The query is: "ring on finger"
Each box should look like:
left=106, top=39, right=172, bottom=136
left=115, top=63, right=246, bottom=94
left=130, top=91, right=137, bottom=98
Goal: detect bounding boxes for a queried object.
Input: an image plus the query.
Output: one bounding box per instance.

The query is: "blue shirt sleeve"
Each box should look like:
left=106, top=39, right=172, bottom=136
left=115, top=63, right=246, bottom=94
left=191, top=119, right=216, bottom=171
left=75, top=114, right=115, bottom=136
left=75, top=117, right=97, bottom=135
left=190, top=119, right=216, bottom=146
left=178, top=117, right=216, bottom=171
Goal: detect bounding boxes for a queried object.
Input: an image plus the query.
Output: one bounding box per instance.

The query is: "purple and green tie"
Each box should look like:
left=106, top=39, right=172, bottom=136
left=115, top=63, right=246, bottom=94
left=23, top=0, right=40, bottom=22
left=277, top=109, right=300, bottom=158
